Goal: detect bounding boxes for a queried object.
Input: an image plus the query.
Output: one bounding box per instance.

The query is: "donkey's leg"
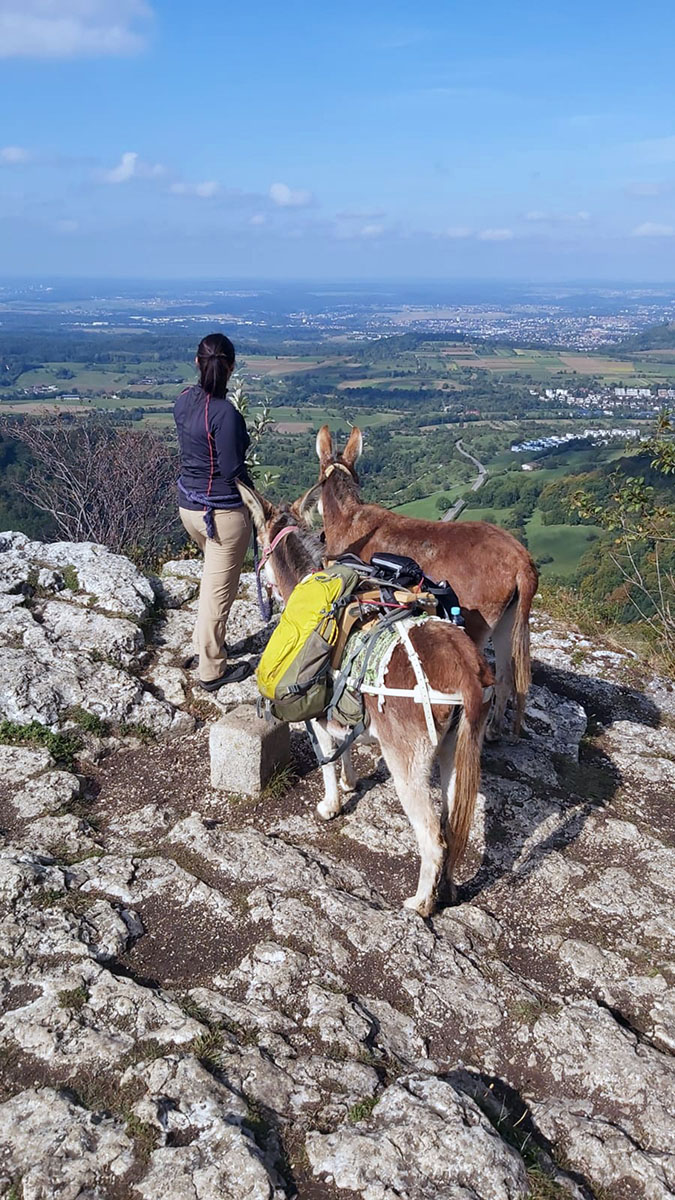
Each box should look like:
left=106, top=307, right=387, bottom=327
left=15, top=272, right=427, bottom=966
left=339, top=745, right=358, bottom=793
left=380, top=740, right=445, bottom=918
left=311, top=720, right=343, bottom=821
left=486, top=602, right=516, bottom=742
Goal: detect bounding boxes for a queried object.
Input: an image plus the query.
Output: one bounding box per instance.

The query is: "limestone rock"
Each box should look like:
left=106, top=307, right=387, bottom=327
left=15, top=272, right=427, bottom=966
left=1, top=535, right=674, bottom=1200
left=306, top=1074, right=530, bottom=1199
left=0, top=1088, right=135, bottom=1196
left=0, top=530, right=156, bottom=618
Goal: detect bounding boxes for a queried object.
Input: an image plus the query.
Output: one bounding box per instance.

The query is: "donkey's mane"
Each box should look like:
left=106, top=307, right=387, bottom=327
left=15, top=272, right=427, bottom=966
left=270, top=509, right=323, bottom=586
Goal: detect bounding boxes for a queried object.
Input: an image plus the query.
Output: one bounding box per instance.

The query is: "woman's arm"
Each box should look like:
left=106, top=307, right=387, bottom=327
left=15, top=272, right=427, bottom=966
left=212, top=401, right=252, bottom=484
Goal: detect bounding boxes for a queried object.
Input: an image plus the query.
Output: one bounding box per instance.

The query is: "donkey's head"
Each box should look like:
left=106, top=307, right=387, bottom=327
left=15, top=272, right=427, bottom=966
left=236, top=479, right=323, bottom=602
left=296, top=425, right=363, bottom=520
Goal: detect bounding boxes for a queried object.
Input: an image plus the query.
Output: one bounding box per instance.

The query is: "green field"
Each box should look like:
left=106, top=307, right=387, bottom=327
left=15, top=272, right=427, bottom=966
left=392, top=489, right=461, bottom=519
left=525, top=509, right=605, bottom=577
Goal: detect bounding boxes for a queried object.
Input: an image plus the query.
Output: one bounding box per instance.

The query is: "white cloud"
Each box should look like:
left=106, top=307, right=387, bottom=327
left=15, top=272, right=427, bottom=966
left=103, top=151, right=138, bottom=183
left=170, top=180, right=219, bottom=198
left=101, top=151, right=166, bottom=184
left=478, top=227, right=514, bottom=241
left=0, top=144, right=30, bottom=164
left=360, top=223, right=384, bottom=238
left=525, top=209, right=590, bottom=224
left=444, top=226, right=472, bottom=239
left=0, top=0, right=153, bottom=59
left=270, top=181, right=313, bottom=208
left=632, top=222, right=675, bottom=237
left=250, top=214, right=266, bottom=225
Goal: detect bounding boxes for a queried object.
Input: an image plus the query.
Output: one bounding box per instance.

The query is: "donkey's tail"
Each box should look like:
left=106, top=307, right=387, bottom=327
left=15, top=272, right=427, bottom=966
left=511, top=558, right=539, bottom=737
left=448, top=707, right=483, bottom=876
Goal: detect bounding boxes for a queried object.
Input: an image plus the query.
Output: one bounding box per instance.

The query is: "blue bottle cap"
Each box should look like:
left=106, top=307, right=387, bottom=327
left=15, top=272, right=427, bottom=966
left=450, top=606, right=461, bottom=615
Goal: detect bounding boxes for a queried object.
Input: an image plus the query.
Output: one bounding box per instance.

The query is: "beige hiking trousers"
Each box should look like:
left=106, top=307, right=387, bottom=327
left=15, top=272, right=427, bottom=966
left=179, top=506, right=251, bottom=682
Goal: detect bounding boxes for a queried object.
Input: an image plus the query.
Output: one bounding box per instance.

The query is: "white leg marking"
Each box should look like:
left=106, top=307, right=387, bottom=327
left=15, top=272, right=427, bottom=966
left=311, top=720, right=343, bottom=820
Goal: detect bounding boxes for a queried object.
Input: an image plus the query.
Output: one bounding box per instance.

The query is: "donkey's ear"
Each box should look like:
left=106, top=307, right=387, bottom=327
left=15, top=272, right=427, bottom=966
left=316, top=425, right=335, bottom=468
left=342, top=426, right=363, bottom=467
left=235, top=479, right=274, bottom=535
left=294, top=482, right=322, bottom=519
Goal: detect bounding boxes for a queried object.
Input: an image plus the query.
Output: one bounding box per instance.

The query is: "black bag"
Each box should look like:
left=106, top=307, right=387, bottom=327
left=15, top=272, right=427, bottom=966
left=369, top=552, right=424, bottom=588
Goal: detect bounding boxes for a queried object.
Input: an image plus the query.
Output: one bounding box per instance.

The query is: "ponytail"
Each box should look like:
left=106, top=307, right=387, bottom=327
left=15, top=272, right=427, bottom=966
left=196, top=332, right=235, bottom=398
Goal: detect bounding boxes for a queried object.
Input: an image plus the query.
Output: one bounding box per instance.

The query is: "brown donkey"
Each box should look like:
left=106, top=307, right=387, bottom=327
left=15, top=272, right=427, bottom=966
left=298, top=426, right=538, bottom=739
left=238, top=481, right=494, bottom=918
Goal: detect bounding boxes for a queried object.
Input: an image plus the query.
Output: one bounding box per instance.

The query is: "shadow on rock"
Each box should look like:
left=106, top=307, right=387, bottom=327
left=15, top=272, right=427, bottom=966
left=533, top=660, right=661, bottom=729
left=445, top=1068, right=595, bottom=1200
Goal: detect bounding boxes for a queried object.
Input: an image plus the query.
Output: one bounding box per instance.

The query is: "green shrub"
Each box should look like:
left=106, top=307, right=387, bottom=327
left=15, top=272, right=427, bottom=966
left=61, top=565, right=79, bottom=591
left=0, top=720, right=81, bottom=769
left=66, top=706, right=110, bottom=737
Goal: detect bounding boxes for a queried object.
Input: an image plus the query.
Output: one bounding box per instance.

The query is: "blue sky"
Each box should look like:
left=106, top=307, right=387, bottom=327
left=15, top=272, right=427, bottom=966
left=1, top=0, right=675, bottom=280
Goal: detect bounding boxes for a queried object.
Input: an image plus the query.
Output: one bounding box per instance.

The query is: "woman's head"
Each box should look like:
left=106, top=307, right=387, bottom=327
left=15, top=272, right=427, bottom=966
left=196, top=332, right=235, bottom=397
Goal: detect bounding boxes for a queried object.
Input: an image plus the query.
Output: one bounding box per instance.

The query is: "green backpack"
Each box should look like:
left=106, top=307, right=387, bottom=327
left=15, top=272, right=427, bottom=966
left=256, top=563, right=360, bottom=723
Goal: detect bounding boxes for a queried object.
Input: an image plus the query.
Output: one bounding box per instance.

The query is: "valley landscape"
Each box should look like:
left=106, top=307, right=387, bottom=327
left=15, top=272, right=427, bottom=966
left=2, top=280, right=673, bottom=647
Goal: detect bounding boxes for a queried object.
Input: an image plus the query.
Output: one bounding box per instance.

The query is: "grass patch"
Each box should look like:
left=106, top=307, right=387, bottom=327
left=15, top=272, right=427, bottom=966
left=57, top=984, right=89, bottom=1012
left=61, top=565, right=79, bottom=591
left=178, top=994, right=212, bottom=1026
left=260, top=763, right=297, bottom=801
left=526, top=1166, right=573, bottom=1199
left=34, top=888, right=95, bottom=916
left=119, top=1039, right=166, bottom=1068
left=0, top=719, right=81, bottom=769
left=513, top=998, right=560, bottom=1026
left=124, top=1113, right=159, bottom=1162
left=118, top=722, right=156, bottom=743
left=66, top=706, right=110, bottom=737
left=192, top=1028, right=225, bottom=1071
left=347, top=1096, right=379, bottom=1123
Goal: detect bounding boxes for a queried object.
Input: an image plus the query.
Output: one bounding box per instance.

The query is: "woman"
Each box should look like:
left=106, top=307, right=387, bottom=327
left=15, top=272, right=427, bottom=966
left=174, top=332, right=253, bottom=690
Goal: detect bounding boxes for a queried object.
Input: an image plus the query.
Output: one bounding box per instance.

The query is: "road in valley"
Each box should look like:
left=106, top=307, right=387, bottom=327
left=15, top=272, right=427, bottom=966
left=441, top=439, right=488, bottom=522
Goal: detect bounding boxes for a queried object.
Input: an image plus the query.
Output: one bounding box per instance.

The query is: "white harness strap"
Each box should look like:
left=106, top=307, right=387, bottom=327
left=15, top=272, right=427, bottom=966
left=345, top=612, right=495, bottom=747
left=395, top=621, right=439, bottom=745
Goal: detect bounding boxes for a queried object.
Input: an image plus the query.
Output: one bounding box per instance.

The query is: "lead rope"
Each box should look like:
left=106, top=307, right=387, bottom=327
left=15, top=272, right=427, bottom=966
left=252, top=528, right=273, bottom=623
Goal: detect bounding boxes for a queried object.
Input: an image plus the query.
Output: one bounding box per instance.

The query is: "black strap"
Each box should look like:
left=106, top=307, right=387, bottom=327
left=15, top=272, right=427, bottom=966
left=304, top=716, right=369, bottom=767
left=305, top=605, right=412, bottom=768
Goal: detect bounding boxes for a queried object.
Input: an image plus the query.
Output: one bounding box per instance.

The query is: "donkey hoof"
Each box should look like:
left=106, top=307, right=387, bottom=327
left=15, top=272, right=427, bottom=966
left=484, top=720, right=503, bottom=743
left=403, top=895, right=435, bottom=918
left=339, top=777, right=357, bottom=795
left=316, top=799, right=340, bottom=821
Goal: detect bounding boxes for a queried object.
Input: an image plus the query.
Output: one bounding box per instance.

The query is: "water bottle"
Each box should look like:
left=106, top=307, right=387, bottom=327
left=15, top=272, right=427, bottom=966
left=450, top=606, right=464, bottom=628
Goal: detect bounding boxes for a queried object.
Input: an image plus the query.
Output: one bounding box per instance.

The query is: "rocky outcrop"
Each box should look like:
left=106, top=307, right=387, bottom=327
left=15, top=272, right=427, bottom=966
left=0, top=535, right=673, bottom=1200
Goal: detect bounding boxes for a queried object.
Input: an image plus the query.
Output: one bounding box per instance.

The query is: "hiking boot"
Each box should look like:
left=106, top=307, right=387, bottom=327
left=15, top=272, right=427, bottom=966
left=184, top=643, right=228, bottom=672
left=199, top=661, right=253, bottom=690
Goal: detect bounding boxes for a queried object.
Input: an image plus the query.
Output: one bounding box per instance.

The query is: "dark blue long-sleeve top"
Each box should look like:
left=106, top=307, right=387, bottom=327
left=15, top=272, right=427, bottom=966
left=174, top=384, right=252, bottom=511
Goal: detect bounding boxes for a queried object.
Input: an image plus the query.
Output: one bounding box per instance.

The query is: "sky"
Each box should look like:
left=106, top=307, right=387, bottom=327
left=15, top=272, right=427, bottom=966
left=1, top=0, right=675, bottom=281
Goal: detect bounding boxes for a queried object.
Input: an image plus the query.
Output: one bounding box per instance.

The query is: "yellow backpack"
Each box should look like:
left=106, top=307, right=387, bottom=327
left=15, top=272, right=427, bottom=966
left=257, top=563, right=360, bottom=723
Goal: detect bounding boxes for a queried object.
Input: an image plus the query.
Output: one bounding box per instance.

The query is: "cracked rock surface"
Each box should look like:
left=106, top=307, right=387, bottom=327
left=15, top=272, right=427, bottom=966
left=0, top=539, right=674, bottom=1199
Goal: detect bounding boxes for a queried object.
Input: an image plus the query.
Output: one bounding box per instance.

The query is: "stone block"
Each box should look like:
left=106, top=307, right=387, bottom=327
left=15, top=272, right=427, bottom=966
left=209, top=704, right=290, bottom=795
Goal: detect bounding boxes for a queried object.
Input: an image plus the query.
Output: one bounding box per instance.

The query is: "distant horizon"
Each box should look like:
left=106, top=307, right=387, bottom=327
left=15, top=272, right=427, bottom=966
left=3, top=275, right=675, bottom=291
